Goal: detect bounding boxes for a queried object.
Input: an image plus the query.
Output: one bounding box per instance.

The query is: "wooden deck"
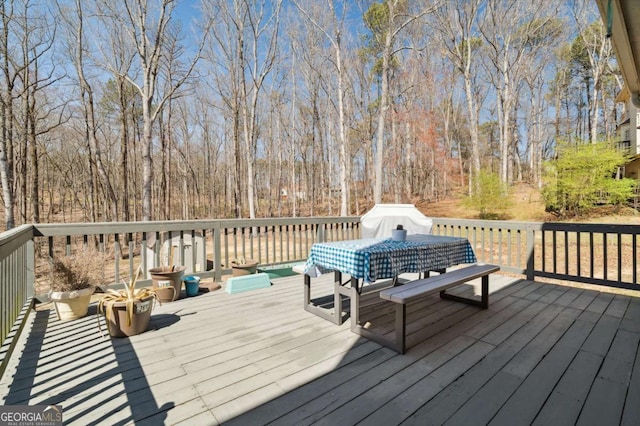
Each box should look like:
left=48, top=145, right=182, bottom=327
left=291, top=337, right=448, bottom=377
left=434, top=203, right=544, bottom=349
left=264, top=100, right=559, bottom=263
left=1, top=272, right=640, bottom=425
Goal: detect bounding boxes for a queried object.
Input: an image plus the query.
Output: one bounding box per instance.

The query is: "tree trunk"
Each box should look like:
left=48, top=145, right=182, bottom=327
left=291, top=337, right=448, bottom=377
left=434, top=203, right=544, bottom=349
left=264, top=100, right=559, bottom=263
left=74, top=0, right=118, bottom=221
left=1, top=2, right=15, bottom=229
left=27, top=81, right=39, bottom=223
left=118, top=76, right=130, bottom=222
left=141, top=99, right=154, bottom=222
left=335, top=31, right=349, bottom=216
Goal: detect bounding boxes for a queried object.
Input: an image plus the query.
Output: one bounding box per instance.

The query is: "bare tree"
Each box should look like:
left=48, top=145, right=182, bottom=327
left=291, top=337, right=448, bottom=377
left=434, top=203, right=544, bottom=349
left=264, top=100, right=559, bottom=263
left=205, top=0, right=282, bottom=219
left=97, top=0, right=208, bottom=221
left=287, top=8, right=332, bottom=216
left=16, top=1, right=58, bottom=224
left=364, top=0, right=439, bottom=204
left=293, top=0, right=351, bottom=216
left=479, top=0, right=560, bottom=183
left=568, top=2, right=615, bottom=144
left=432, top=0, right=483, bottom=190
left=520, top=18, right=564, bottom=187
left=54, top=0, right=120, bottom=222
left=0, top=0, right=64, bottom=228
left=0, top=1, right=19, bottom=229
left=238, top=0, right=282, bottom=220
left=98, top=12, right=138, bottom=222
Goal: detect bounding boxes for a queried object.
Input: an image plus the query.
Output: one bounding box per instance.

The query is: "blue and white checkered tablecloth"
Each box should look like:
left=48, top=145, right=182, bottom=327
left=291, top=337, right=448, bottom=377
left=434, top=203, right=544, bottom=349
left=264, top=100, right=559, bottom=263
left=304, top=234, right=477, bottom=282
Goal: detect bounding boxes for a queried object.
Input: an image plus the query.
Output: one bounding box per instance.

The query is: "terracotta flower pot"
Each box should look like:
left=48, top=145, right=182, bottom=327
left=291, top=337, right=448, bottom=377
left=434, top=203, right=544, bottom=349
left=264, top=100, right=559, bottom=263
left=102, top=295, right=154, bottom=338
left=231, top=259, right=258, bottom=276
left=149, top=266, right=186, bottom=302
left=50, top=287, right=94, bottom=321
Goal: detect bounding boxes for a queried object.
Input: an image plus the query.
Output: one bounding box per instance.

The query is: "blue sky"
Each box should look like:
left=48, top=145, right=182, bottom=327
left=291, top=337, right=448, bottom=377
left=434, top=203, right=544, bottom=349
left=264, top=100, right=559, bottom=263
left=173, top=0, right=202, bottom=25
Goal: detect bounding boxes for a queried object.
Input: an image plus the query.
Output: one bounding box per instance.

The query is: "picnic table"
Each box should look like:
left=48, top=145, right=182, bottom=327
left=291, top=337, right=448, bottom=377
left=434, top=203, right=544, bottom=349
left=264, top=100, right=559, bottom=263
left=303, top=234, right=477, bottom=325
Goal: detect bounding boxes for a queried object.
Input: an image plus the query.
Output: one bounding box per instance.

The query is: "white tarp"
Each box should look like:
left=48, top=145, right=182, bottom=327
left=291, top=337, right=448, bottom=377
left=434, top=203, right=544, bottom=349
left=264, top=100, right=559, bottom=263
left=360, top=204, right=433, bottom=238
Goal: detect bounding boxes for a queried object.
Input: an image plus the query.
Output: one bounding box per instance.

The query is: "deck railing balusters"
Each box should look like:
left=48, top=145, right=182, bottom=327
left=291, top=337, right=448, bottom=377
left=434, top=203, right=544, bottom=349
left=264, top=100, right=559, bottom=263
left=223, top=228, right=229, bottom=267
left=154, top=232, right=161, bottom=268
left=618, top=233, right=623, bottom=283
left=564, top=230, right=569, bottom=275
left=142, top=232, right=148, bottom=277
left=590, top=232, right=595, bottom=278
left=114, top=233, right=121, bottom=281
left=603, top=232, right=608, bottom=281
left=552, top=231, right=557, bottom=273
left=128, top=233, right=134, bottom=279
left=178, top=230, right=185, bottom=267
left=284, top=225, right=288, bottom=261
left=634, top=234, right=638, bottom=284
left=577, top=232, right=582, bottom=277
left=541, top=229, right=547, bottom=271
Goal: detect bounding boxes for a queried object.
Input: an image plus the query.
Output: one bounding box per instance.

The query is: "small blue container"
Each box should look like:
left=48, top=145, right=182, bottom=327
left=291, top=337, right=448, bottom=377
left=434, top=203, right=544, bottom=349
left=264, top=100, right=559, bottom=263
left=391, top=229, right=407, bottom=242
left=183, top=275, right=201, bottom=297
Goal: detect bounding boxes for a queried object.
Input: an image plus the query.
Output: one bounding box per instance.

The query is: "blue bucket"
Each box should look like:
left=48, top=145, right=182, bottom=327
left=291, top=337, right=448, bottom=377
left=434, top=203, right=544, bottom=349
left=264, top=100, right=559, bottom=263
left=183, top=275, right=201, bottom=297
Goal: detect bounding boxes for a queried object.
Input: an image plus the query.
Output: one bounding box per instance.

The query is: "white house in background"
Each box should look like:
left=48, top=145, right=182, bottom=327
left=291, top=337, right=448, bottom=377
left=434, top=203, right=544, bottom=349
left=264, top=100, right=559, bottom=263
left=596, top=0, right=640, bottom=177
left=616, top=87, right=640, bottom=179
left=280, top=188, right=307, bottom=200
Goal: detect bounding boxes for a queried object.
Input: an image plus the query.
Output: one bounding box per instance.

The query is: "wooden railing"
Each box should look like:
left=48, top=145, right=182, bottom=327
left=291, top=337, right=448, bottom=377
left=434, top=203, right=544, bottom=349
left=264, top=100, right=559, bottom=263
left=0, top=225, right=35, bottom=377
left=33, top=217, right=361, bottom=288
left=432, top=219, right=640, bottom=291
left=2, top=216, right=640, bottom=376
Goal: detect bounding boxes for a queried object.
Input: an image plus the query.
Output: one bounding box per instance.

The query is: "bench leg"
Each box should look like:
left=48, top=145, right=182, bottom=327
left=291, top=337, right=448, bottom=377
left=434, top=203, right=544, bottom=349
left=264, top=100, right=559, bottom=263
left=439, top=273, right=490, bottom=309
left=350, top=283, right=405, bottom=354
left=481, top=274, right=489, bottom=309
left=395, top=304, right=406, bottom=354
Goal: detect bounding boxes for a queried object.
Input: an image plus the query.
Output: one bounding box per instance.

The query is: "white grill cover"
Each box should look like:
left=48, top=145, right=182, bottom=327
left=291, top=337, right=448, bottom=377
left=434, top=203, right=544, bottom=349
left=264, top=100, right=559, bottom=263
left=360, top=204, right=433, bottom=238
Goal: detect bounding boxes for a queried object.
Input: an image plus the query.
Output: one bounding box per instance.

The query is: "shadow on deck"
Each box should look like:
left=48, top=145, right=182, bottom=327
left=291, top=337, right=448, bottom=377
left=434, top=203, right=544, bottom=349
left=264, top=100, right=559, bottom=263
left=1, top=273, right=639, bottom=425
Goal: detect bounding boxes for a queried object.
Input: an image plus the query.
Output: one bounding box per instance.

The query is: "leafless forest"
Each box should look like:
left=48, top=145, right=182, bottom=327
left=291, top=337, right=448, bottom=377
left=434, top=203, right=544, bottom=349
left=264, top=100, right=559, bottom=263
left=0, top=0, right=621, bottom=230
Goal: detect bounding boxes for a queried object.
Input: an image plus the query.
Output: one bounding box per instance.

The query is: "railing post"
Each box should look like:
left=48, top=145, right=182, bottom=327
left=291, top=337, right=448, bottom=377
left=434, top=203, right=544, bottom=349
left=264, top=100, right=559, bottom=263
left=526, top=224, right=535, bottom=281
left=316, top=221, right=325, bottom=243
left=213, top=224, right=222, bottom=282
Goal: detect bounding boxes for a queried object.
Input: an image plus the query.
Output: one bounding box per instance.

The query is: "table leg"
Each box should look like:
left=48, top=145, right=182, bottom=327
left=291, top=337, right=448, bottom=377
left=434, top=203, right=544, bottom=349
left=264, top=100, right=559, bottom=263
left=304, top=273, right=311, bottom=306
left=334, top=271, right=343, bottom=324
left=304, top=272, right=343, bottom=325
left=349, top=277, right=360, bottom=328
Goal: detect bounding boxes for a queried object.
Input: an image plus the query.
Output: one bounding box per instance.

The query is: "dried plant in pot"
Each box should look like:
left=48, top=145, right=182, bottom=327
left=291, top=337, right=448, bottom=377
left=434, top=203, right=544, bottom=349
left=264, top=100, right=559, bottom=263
left=48, top=248, right=107, bottom=321
left=98, top=266, right=160, bottom=338
left=230, top=256, right=258, bottom=276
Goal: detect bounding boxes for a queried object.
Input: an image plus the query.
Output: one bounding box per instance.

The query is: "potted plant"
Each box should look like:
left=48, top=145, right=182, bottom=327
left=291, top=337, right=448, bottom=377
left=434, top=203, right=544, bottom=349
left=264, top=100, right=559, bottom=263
left=98, top=266, right=160, bottom=338
left=148, top=265, right=186, bottom=302
left=230, top=256, right=258, bottom=276
left=48, top=248, right=106, bottom=321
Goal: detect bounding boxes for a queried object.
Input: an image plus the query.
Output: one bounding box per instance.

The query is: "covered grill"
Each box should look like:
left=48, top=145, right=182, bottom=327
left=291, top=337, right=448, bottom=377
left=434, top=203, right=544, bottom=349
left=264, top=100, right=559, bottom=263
left=360, top=204, right=433, bottom=239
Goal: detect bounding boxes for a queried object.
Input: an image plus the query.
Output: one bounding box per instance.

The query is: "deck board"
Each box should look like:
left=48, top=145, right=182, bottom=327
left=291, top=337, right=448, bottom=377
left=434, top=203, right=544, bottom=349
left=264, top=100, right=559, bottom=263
left=1, top=273, right=639, bottom=425
left=622, top=343, right=640, bottom=426
left=480, top=316, right=595, bottom=425
left=404, top=302, right=568, bottom=425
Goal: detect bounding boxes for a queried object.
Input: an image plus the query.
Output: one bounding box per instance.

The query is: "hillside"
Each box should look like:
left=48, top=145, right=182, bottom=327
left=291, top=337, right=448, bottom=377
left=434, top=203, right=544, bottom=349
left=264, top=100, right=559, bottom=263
left=416, top=183, right=640, bottom=224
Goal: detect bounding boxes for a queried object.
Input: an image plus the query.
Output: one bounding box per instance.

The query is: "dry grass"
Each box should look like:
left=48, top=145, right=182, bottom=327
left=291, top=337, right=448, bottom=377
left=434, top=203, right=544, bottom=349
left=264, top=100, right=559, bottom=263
left=47, top=248, right=110, bottom=292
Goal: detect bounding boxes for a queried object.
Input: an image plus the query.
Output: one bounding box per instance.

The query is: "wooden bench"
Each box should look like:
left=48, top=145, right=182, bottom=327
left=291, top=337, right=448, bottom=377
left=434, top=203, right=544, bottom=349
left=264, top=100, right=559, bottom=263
left=377, top=263, right=500, bottom=354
